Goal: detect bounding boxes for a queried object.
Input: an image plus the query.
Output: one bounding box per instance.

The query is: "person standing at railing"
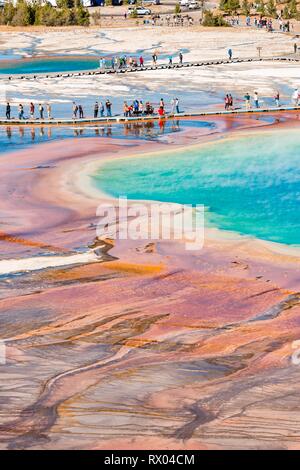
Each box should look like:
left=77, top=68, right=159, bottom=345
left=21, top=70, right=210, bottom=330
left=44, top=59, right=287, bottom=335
left=30, top=102, right=35, bottom=119
left=39, top=103, right=44, bottom=119
left=99, top=101, right=105, bottom=117
left=106, top=99, right=112, bottom=117
left=171, top=98, right=176, bottom=114
left=72, top=102, right=78, bottom=119
left=244, top=92, right=251, bottom=110
left=94, top=101, right=99, bottom=118
left=18, top=104, right=24, bottom=120
left=6, top=102, right=11, bottom=120
left=47, top=103, right=52, bottom=119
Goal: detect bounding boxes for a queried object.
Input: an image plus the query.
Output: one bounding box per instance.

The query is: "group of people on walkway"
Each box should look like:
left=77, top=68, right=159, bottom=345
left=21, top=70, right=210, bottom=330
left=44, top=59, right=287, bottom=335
left=225, top=91, right=279, bottom=110
left=74, top=100, right=113, bottom=119
left=122, top=97, right=180, bottom=118
left=6, top=87, right=300, bottom=122
left=5, top=102, right=52, bottom=120
left=224, top=89, right=300, bottom=111
left=2, top=97, right=181, bottom=121
left=229, top=14, right=292, bottom=33
left=72, top=97, right=180, bottom=120
left=99, top=52, right=184, bottom=71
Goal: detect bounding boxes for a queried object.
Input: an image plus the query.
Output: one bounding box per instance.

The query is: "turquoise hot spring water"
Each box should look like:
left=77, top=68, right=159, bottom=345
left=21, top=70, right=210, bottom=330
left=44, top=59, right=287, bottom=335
left=92, top=130, right=300, bottom=246
left=0, top=56, right=99, bottom=74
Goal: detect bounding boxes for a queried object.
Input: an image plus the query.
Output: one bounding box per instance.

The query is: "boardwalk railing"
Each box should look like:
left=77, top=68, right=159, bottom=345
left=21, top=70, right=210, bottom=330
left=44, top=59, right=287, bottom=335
left=0, top=105, right=299, bottom=126
left=1, top=55, right=300, bottom=81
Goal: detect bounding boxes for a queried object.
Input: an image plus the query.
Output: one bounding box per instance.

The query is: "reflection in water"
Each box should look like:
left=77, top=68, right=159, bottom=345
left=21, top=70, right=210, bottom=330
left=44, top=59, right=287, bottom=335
left=6, top=127, right=12, bottom=139
left=0, top=119, right=211, bottom=156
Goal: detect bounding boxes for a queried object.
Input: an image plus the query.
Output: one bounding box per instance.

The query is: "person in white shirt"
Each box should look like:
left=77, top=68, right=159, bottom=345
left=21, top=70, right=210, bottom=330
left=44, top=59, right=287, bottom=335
left=292, top=89, right=299, bottom=106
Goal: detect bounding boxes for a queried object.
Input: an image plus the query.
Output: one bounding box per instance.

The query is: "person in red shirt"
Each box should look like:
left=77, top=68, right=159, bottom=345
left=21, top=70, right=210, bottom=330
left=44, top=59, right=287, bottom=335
left=139, top=56, right=144, bottom=67
left=158, top=106, right=165, bottom=117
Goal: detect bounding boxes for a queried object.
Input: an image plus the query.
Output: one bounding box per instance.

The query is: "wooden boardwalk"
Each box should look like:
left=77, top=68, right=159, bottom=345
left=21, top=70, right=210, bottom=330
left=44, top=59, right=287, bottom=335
left=0, top=105, right=299, bottom=126
left=1, top=55, right=300, bottom=81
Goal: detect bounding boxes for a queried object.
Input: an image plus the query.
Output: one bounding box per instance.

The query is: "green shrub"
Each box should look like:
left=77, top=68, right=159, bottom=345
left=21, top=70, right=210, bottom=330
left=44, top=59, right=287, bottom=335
left=174, top=3, right=181, bottom=14
left=241, top=0, right=250, bottom=15
left=203, top=10, right=229, bottom=26
left=219, top=0, right=240, bottom=13
left=266, top=0, right=277, bottom=17
left=0, top=0, right=90, bottom=26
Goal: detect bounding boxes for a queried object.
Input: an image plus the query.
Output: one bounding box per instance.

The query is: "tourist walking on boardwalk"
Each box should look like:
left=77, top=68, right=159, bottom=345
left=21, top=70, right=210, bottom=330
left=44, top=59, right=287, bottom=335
left=94, top=101, right=99, bottom=118
left=6, top=102, right=11, bottom=120
left=46, top=103, right=52, bottom=119
left=168, top=56, right=173, bottom=66
left=224, top=94, right=230, bottom=110
left=78, top=104, right=84, bottom=119
left=294, top=43, right=298, bottom=54
left=179, top=52, right=183, bottom=65
left=18, top=104, right=24, bottom=120
left=171, top=98, right=176, bottom=114
left=99, top=101, right=105, bottom=117
left=139, top=100, right=144, bottom=115
left=292, top=89, right=299, bottom=106
left=139, top=56, right=144, bottom=67
left=39, top=103, right=44, bottom=119
left=175, top=97, right=180, bottom=113
left=152, top=53, right=157, bottom=65
left=160, top=98, right=165, bottom=109
left=228, top=94, right=233, bottom=110
left=244, top=92, right=251, bottom=110
left=106, top=99, right=112, bottom=117
left=30, top=102, right=35, bottom=119
left=133, top=99, right=139, bottom=115
left=158, top=105, right=165, bottom=117
left=228, top=48, right=233, bottom=61
left=123, top=101, right=129, bottom=117
left=253, top=91, right=259, bottom=108
left=274, top=91, right=280, bottom=107
left=72, top=102, right=78, bottom=119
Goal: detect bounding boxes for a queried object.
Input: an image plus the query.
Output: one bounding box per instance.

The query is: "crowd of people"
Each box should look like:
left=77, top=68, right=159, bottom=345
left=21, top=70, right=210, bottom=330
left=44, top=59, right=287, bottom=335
left=146, top=14, right=195, bottom=27
left=2, top=97, right=181, bottom=121
left=229, top=14, right=293, bottom=33
left=4, top=88, right=300, bottom=121
left=223, top=89, right=300, bottom=110
left=99, top=51, right=184, bottom=70
left=5, top=102, right=52, bottom=120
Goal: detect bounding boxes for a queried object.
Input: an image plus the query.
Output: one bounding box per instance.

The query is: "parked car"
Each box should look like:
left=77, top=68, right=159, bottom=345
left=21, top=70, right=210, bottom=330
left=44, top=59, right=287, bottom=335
left=179, top=0, right=189, bottom=6
left=188, top=0, right=200, bottom=8
left=128, top=6, right=152, bottom=15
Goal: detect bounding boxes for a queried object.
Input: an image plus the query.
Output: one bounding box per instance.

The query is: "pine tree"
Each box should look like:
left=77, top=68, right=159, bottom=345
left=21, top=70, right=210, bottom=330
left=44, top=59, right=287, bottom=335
left=256, top=0, right=265, bottom=15
left=242, top=0, right=250, bottom=15
left=282, top=5, right=290, bottom=18
left=267, top=0, right=277, bottom=17
left=228, top=0, right=240, bottom=12
left=219, top=0, right=228, bottom=11
left=289, top=0, right=298, bottom=18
